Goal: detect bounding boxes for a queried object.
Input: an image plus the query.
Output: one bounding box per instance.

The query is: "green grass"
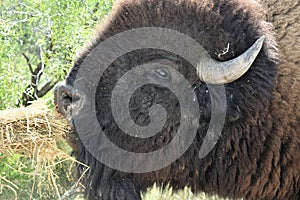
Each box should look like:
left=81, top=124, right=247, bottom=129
left=143, top=185, right=222, bottom=200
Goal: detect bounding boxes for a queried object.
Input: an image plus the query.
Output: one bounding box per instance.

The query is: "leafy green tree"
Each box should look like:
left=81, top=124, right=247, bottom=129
left=0, top=0, right=114, bottom=199
left=0, top=0, right=114, bottom=109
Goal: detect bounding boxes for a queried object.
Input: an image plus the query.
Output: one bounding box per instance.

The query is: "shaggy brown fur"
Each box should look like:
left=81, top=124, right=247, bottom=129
left=60, top=0, right=300, bottom=199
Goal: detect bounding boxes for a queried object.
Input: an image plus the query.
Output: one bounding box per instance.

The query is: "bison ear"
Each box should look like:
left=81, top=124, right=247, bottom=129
left=197, top=36, right=265, bottom=84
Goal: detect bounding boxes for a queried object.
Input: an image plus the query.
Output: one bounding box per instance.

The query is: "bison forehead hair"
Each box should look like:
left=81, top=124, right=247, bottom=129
left=54, top=0, right=300, bottom=200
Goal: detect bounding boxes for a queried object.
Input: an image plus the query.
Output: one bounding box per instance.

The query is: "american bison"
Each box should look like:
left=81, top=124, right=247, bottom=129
left=54, top=0, right=300, bottom=199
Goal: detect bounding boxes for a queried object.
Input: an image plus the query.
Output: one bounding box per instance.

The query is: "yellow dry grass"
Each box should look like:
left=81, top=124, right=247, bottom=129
left=0, top=100, right=69, bottom=157
left=0, top=100, right=86, bottom=199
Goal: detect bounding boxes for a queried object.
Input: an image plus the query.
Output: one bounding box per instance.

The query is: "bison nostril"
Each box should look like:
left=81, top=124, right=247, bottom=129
left=54, top=82, right=81, bottom=118
left=60, top=92, right=72, bottom=112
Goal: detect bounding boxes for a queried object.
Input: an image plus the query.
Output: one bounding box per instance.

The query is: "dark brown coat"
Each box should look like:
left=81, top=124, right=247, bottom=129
left=62, top=0, right=300, bottom=199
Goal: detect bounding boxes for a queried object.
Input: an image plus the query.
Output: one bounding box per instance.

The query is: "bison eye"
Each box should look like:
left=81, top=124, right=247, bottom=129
left=155, top=68, right=168, bottom=78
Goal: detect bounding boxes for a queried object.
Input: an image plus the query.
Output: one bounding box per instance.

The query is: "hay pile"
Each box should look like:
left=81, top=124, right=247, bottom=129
left=0, top=100, right=70, bottom=159
left=0, top=100, right=85, bottom=199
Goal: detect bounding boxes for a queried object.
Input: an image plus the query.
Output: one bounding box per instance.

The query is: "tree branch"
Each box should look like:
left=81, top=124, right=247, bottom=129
left=22, top=53, right=34, bottom=73
left=37, top=80, right=58, bottom=98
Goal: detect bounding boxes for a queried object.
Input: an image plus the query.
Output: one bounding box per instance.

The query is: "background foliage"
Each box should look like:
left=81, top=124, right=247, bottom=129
left=0, top=0, right=114, bottom=199
left=0, top=0, right=114, bottom=109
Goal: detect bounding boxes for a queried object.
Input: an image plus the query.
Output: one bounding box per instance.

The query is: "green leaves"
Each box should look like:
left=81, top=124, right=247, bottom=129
left=0, top=0, right=114, bottom=109
left=0, top=1, right=114, bottom=199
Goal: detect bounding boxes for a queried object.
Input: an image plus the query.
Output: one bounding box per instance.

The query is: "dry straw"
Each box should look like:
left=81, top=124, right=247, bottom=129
left=0, top=100, right=86, bottom=199
left=0, top=100, right=69, bottom=156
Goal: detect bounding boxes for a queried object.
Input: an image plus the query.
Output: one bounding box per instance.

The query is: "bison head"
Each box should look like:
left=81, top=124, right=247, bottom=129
left=54, top=0, right=280, bottom=199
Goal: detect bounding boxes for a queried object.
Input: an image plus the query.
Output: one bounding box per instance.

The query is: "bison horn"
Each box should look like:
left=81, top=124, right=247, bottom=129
left=197, top=35, right=265, bottom=84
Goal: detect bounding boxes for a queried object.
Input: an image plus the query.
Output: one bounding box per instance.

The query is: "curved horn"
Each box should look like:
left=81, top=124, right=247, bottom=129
left=197, top=35, right=265, bottom=84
